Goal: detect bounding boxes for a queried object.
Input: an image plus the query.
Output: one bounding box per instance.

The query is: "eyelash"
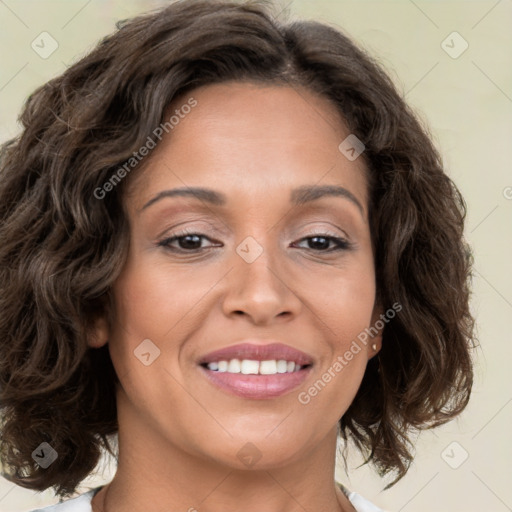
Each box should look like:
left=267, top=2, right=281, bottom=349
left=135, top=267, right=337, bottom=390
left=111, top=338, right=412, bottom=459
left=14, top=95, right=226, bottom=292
left=156, top=229, right=353, bottom=254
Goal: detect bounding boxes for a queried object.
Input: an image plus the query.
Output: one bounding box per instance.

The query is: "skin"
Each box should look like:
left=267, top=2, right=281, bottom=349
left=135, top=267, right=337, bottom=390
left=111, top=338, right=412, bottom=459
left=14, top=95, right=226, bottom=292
left=89, top=81, right=383, bottom=512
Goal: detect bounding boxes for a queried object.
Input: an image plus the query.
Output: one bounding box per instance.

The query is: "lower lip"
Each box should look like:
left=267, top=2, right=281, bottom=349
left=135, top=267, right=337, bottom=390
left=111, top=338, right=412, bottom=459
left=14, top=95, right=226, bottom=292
left=199, top=365, right=313, bottom=399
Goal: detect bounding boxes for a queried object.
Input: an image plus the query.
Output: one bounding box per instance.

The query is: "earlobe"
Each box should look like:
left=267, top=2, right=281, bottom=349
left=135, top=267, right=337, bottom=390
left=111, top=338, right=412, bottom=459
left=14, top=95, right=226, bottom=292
left=87, top=316, right=110, bottom=348
left=367, top=305, right=384, bottom=359
left=368, top=334, right=382, bottom=360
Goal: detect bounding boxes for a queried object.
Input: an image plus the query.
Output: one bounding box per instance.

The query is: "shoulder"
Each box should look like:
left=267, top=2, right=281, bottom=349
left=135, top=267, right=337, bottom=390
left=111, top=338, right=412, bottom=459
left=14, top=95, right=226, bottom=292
left=337, top=481, right=390, bottom=512
left=347, top=490, right=388, bottom=512
left=28, top=487, right=102, bottom=512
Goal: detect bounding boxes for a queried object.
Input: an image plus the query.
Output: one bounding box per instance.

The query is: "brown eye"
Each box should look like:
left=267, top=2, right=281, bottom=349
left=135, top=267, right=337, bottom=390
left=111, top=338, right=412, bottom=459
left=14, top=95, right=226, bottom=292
left=157, top=231, right=220, bottom=252
left=293, top=235, right=353, bottom=252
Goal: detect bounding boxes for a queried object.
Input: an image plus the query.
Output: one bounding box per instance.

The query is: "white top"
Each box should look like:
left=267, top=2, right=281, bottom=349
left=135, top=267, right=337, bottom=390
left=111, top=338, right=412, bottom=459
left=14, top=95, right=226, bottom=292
left=29, top=483, right=387, bottom=512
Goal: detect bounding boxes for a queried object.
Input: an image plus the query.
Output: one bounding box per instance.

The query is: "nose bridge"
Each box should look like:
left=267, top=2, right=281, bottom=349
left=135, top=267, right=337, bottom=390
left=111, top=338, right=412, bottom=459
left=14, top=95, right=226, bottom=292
left=234, top=232, right=283, bottom=295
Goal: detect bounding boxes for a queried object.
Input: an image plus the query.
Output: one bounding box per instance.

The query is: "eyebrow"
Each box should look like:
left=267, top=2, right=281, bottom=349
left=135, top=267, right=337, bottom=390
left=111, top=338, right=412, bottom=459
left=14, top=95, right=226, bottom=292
left=290, top=185, right=364, bottom=216
left=141, top=184, right=364, bottom=215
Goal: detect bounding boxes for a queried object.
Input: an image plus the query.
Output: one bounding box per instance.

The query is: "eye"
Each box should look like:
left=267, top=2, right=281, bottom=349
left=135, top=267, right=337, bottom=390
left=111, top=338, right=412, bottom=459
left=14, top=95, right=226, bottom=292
left=293, top=234, right=353, bottom=252
left=157, top=230, right=219, bottom=252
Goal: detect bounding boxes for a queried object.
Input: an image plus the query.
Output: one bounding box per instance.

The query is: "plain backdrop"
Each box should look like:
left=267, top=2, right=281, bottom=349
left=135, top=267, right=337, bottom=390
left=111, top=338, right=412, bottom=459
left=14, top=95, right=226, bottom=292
left=0, top=1, right=511, bottom=511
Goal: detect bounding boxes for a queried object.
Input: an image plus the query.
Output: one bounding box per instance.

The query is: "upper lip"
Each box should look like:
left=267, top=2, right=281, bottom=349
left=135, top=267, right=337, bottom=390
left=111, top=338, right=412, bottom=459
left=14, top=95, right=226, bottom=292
left=198, top=340, right=314, bottom=366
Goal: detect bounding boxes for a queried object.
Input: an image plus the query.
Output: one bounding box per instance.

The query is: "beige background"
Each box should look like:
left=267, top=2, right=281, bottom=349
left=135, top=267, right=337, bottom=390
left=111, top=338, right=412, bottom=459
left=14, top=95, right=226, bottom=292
left=1, top=1, right=511, bottom=511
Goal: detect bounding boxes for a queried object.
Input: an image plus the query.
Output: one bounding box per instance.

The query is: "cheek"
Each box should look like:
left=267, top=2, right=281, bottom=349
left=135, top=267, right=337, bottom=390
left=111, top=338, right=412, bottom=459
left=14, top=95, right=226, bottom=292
left=110, top=257, right=206, bottom=339
left=301, top=253, right=375, bottom=394
left=106, top=256, right=221, bottom=387
left=106, top=259, right=172, bottom=377
left=304, top=253, right=376, bottom=340
left=298, top=281, right=373, bottom=423
left=106, top=262, right=190, bottom=412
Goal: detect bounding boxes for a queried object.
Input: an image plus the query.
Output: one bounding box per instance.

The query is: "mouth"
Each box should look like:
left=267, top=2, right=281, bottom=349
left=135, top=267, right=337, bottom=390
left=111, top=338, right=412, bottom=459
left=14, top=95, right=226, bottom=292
left=197, top=341, right=314, bottom=399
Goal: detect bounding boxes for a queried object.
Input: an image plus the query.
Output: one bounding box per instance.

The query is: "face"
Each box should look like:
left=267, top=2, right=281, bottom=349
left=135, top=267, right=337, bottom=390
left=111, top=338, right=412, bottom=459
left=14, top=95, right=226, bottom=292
left=91, top=81, right=382, bottom=470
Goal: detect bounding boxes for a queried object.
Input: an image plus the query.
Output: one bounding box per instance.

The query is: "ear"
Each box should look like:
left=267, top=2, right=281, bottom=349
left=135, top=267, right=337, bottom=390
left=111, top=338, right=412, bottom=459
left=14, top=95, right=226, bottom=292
left=366, top=302, right=385, bottom=360
left=87, top=315, right=110, bottom=348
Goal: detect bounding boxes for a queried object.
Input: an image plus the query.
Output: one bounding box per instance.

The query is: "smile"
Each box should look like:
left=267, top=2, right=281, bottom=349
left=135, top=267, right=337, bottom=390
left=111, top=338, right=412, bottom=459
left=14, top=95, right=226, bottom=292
left=199, top=360, right=313, bottom=399
left=197, top=340, right=314, bottom=399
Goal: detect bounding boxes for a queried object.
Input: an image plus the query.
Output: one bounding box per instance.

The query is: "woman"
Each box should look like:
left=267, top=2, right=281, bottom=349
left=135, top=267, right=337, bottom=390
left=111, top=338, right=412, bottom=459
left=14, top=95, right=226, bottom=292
left=0, top=1, right=475, bottom=511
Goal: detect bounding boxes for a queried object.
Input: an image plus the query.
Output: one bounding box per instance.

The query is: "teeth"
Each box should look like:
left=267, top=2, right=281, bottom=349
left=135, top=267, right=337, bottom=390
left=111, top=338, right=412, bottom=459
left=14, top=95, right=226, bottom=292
left=276, top=360, right=288, bottom=373
left=227, top=359, right=241, bottom=373
left=205, top=359, right=306, bottom=374
left=241, top=359, right=259, bottom=374
left=259, top=360, right=277, bottom=374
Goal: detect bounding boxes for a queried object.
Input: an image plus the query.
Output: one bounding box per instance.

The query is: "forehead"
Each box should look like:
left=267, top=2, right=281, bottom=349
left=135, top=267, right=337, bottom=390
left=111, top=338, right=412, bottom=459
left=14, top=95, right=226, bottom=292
left=126, top=81, right=369, bottom=215
left=164, top=80, right=349, bottom=150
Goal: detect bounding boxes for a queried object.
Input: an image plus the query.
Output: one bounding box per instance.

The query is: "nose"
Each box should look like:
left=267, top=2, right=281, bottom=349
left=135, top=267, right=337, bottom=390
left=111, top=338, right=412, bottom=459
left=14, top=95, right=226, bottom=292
left=221, top=242, right=303, bottom=326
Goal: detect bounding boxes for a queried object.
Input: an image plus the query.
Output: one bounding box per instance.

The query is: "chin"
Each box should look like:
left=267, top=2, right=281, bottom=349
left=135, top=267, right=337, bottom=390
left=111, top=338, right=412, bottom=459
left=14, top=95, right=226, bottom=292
left=201, top=436, right=312, bottom=471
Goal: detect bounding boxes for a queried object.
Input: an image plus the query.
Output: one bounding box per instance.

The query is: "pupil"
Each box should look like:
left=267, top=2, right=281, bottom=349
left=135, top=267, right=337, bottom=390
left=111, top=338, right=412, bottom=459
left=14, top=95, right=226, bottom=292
left=181, top=235, right=201, bottom=249
left=310, top=236, right=328, bottom=249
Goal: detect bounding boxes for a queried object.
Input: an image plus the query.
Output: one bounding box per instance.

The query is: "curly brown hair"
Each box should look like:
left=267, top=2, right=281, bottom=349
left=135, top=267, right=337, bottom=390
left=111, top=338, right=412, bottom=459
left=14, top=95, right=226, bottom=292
left=0, top=0, right=475, bottom=499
